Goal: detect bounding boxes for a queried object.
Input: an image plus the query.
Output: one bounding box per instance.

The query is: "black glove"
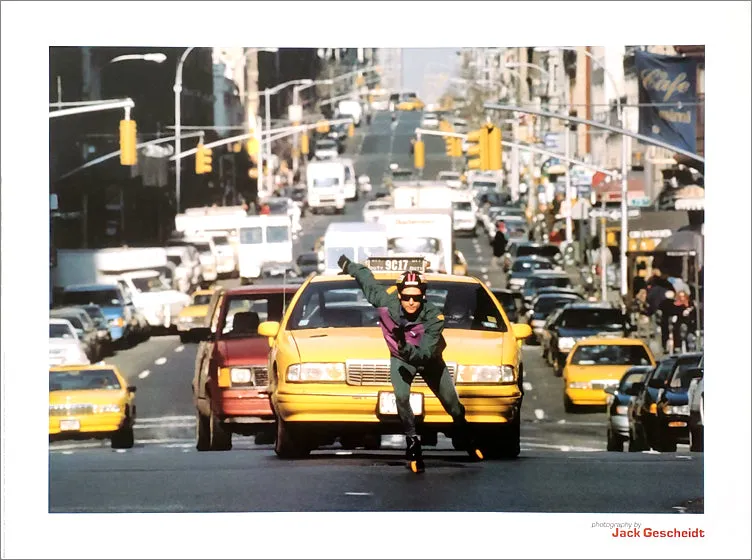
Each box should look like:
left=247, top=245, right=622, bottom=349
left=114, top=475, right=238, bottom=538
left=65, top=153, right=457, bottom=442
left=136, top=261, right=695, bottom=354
left=337, top=254, right=351, bottom=273
left=394, top=328, right=408, bottom=357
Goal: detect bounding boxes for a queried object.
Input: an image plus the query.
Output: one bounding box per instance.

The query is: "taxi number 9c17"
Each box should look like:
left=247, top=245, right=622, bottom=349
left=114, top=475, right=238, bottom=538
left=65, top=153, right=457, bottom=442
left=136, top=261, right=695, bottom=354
left=367, top=257, right=426, bottom=272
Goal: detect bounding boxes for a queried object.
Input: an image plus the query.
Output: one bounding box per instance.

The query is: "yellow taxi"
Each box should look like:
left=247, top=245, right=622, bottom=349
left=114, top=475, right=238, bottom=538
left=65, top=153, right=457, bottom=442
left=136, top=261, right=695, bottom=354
left=176, top=288, right=215, bottom=342
left=49, top=364, right=137, bottom=449
left=260, top=257, right=532, bottom=460
left=562, top=337, right=655, bottom=412
left=396, top=97, right=425, bottom=111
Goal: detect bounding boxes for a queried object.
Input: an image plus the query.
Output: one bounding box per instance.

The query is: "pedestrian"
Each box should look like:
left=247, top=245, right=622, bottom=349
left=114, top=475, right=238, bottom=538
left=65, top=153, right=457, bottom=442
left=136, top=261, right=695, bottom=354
left=632, top=261, right=648, bottom=296
left=492, top=223, right=507, bottom=269
left=337, top=255, right=484, bottom=473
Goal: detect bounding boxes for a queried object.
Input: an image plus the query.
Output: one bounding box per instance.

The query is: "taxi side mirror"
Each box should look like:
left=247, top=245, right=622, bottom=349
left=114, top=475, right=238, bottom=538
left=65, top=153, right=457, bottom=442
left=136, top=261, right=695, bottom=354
left=127, top=386, right=137, bottom=393
left=258, top=321, right=280, bottom=339
left=512, top=323, right=533, bottom=340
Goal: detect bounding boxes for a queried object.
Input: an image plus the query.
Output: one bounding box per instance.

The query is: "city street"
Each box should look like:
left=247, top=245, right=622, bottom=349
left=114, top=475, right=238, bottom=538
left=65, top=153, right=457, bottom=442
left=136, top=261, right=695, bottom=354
left=48, top=111, right=703, bottom=514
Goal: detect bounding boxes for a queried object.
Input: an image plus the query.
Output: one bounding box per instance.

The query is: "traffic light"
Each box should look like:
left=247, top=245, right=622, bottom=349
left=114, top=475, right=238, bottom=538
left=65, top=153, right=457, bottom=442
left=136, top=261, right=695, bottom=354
left=316, top=120, right=330, bottom=134
left=301, top=134, right=309, bottom=155
left=119, top=119, right=137, bottom=165
left=487, top=124, right=502, bottom=171
left=414, top=140, right=425, bottom=169
left=246, top=137, right=259, bottom=157
left=445, top=137, right=454, bottom=157
left=451, top=136, right=463, bottom=158
left=348, top=122, right=354, bottom=137
left=465, top=127, right=489, bottom=170
left=195, top=143, right=213, bottom=174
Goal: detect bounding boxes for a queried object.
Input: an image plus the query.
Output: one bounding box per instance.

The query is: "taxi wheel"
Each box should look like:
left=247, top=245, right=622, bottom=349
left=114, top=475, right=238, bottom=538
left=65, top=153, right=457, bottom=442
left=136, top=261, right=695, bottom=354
left=563, top=394, right=576, bottom=414
left=606, top=428, right=623, bottom=452
left=553, top=355, right=564, bottom=377
left=689, top=426, right=703, bottom=452
left=111, top=425, right=134, bottom=449
left=627, top=428, right=647, bottom=452
left=209, top=412, right=232, bottom=451
left=275, top=418, right=311, bottom=459
left=196, top=411, right=211, bottom=451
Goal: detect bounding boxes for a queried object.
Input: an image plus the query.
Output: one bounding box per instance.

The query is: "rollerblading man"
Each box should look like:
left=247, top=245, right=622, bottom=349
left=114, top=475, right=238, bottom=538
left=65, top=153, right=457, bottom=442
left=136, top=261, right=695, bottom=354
left=338, top=255, right=484, bottom=473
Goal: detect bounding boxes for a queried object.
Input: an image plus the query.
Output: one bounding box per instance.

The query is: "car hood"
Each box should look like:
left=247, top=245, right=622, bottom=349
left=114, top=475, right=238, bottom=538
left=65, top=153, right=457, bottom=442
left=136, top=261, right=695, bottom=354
left=49, top=390, right=128, bottom=406
left=565, top=364, right=634, bottom=382
left=290, top=328, right=516, bottom=365
left=216, top=337, right=270, bottom=366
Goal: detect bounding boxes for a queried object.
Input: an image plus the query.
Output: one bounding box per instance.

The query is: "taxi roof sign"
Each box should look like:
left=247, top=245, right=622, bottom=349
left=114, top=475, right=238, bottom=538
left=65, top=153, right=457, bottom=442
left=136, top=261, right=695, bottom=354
left=365, top=256, right=428, bottom=273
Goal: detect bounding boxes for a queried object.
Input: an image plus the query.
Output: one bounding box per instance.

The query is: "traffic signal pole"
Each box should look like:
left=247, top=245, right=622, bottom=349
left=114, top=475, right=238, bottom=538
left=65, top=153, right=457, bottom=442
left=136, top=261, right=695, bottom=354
left=48, top=98, right=134, bottom=119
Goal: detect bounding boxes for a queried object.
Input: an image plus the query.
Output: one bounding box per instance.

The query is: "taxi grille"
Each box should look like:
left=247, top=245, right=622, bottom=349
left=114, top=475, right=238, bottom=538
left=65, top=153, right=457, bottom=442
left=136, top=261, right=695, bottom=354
left=346, top=361, right=457, bottom=387
left=49, top=404, right=94, bottom=416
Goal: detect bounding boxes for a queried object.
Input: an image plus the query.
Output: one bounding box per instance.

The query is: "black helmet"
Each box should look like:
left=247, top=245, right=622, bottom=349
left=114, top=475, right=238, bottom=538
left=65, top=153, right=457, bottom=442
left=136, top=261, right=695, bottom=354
left=397, top=270, right=427, bottom=293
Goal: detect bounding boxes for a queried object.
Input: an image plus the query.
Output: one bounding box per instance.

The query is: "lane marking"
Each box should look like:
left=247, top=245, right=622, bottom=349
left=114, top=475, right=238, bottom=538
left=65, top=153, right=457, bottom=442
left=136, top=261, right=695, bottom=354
left=174, top=346, right=185, bottom=353
left=522, top=382, right=533, bottom=392
left=482, top=273, right=489, bottom=280
left=557, top=419, right=566, bottom=424
left=138, top=370, right=150, bottom=379
left=154, top=357, right=167, bottom=365
left=136, top=415, right=195, bottom=423
left=534, top=409, right=546, bottom=420
left=345, top=492, right=373, bottom=496
left=484, top=281, right=492, bottom=287
left=522, top=442, right=601, bottom=452
left=134, top=422, right=193, bottom=429
left=336, top=451, right=353, bottom=456
left=480, top=267, right=488, bottom=274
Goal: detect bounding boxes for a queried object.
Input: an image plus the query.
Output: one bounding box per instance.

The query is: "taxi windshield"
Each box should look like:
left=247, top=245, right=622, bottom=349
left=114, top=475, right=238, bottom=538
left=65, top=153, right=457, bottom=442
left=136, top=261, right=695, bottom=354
left=558, top=308, right=625, bottom=329
left=570, top=345, right=652, bottom=366
left=192, top=294, right=212, bottom=305
left=288, top=279, right=507, bottom=332
left=50, top=369, right=122, bottom=391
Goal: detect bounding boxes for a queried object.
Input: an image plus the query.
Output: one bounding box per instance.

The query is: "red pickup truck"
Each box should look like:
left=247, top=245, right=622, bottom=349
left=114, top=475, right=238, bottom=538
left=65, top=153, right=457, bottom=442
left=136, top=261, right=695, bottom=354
left=191, top=284, right=301, bottom=451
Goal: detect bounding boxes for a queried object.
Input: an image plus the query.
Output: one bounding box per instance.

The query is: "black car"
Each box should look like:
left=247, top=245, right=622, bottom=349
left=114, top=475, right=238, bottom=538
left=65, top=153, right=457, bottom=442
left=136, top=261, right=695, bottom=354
left=521, top=271, right=573, bottom=305
left=640, top=352, right=704, bottom=452
left=524, top=293, right=581, bottom=344
left=491, top=289, right=523, bottom=323
left=604, top=366, right=653, bottom=451
left=503, top=242, right=562, bottom=272
left=546, top=303, right=633, bottom=376
left=296, top=252, right=322, bottom=276
left=506, top=256, right=555, bottom=291
left=82, top=304, right=114, bottom=357
left=535, top=286, right=584, bottom=300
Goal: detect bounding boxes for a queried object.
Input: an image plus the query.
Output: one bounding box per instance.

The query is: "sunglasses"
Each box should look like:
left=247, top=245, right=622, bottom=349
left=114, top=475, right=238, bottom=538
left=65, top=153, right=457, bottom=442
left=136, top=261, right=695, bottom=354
left=399, top=293, right=423, bottom=302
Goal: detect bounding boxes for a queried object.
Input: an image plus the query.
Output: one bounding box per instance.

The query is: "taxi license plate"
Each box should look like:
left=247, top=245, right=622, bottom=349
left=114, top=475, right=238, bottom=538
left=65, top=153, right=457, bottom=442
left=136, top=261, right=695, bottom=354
left=59, top=419, right=80, bottom=431
left=378, top=392, right=423, bottom=416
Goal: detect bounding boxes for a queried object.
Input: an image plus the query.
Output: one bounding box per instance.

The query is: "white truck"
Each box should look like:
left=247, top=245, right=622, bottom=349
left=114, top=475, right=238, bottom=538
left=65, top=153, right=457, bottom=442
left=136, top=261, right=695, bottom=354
left=377, top=208, right=454, bottom=274
left=322, top=222, right=388, bottom=274
left=236, top=215, right=294, bottom=284
left=53, top=248, right=191, bottom=330
left=392, top=182, right=455, bottom=211
left=306, top=160, right=346, bottom=214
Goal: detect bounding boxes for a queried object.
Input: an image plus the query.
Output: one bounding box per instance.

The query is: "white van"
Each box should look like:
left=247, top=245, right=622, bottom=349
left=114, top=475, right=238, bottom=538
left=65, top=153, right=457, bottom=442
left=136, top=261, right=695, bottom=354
left=237, top=215, right=293, bottom=284
left=337, top=100, right=363, bottom=126
left=323, top=222, right=388, bottom=274
left=307, top=160, right=346, bottom=214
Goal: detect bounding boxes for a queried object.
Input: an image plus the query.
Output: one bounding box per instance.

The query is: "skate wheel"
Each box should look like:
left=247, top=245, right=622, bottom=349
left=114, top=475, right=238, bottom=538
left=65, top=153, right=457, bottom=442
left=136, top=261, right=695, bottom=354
left=409, top=460, right=424, bottom=473
left=474, top=448, right=484, bottom=461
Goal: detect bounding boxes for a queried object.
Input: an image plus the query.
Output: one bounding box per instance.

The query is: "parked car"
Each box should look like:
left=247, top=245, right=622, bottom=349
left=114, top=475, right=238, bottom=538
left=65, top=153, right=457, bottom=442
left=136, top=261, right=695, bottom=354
left=604, top=366, right=653, bottom=451
left=50, top=307, right=102, bottom=362
left=81, top=304, right=114, bottom=357
left=49, top=318, right=90, bottom=367
left=506, top=255, right=555, bottom=291
left=687, top=355, right=704, bottom=451
left=503, top=242, right=562, bottom=272
left=60, top=283, right=141, bottom=347
left=521, top=271, right=573, bottom=306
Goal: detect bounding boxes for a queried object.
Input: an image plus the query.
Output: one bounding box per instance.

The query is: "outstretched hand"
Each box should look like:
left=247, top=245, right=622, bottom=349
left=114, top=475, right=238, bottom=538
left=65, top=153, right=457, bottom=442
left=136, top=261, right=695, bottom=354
left=338, top=254, right=352, bottom=273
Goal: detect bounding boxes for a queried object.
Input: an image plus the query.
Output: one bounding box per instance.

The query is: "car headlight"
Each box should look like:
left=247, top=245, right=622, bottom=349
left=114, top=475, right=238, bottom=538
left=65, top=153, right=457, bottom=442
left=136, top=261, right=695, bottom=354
left=457, top=365, right=515, bottom=383
left=109, top=317, right=125, bottom=327
left=662, top=404, right=689, bottom=416
left=558, top=337, right=576, bottom=351
left=93, top=404, right=122, bottom=413
left=287, top=363, right=345, bottom=382
left=615, top=405, right=629, bottom=415
left=568, top=381, right=590, bottom=389
left=231, top=368, right=252, bottom=384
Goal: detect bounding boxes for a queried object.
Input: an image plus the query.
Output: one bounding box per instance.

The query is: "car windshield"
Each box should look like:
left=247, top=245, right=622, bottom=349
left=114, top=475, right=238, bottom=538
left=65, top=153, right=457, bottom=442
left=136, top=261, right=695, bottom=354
left=525, top=276, right=571, bottom=289
left=651, top=357, right=679, bottom=384
left=83, top=306, right=105, bottom=320
left=192, top=294, right=212, bottom=305
left=131, top=276, right=169, bottom=293
left=570, top=345, right=652, bottom=366
left=239, top=226, right=263, bottom=244
left=559, top=308, right=626, bottom=329
left=453, top=202, right=472, bottom=211
left=49, top=369, right=122, bottom=391
left=517, top=245, right=560, bottom=259
left=668, top=356, right=704, bottom=390
left=512, top=260, right=553, bottom=273
left=389, top=237, right=440, bottom=253
left=288, top=279, right=507, bottom=332
left=473, top=181, right=497, bottom=189
left=62, top=289, right=121, bottom=307
left=212, top=235, right=229, bottom=245
left=55, top=314, right=83, bottom=330
left=267, top=225, right=290, bottom=243
left=167, top=255, right=182, bottom=266
left=313, top=177, right=340, bottom=188
left=192, top=242, right=212, bottom=255
left=219, top=293, right=295, bottom=338
left=317, top=140, right=336, bottom=149
left=534, top=296, right=578, bottom=315
left=267, top=201, right=289, bottom=215
left=50, top=323, right=74, bottom=339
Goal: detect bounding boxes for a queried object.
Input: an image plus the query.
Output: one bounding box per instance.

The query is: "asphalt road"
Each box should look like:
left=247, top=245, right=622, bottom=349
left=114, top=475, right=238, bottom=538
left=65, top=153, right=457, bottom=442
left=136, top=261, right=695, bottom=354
left=48, top=110, right=703, bottom=514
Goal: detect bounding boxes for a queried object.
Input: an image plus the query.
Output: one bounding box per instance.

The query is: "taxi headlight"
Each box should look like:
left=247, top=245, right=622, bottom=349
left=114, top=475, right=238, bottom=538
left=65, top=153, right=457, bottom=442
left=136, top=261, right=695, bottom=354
left=568, top=381, right=590, bottom=389
left=93, top=404, right=122, bottom=413
left=615, top=405, right=629, bottom=415
left=457, top=365, right=515, bottom=383
left=287, top=363, right=345, bottom=382
left=662, top=404, right=689, bottom=416
left=179, top=316, right=193, bottom=323
left=231, top=368, right=252, bottom=384
left=558, top=337, right=576, bottom=351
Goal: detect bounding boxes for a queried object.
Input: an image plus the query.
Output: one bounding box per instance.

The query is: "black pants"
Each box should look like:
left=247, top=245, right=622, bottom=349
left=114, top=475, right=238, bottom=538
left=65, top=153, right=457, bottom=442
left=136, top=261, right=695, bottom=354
left=389, top=356, right=464, bottom=437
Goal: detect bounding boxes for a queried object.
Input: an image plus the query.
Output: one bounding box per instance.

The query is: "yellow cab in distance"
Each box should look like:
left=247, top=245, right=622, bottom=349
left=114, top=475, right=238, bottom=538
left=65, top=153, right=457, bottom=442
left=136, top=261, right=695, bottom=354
left=563, top=337, right=655, bottom=413
left=259, top=256, right=533, bottom=460
left=396, top=97, right=425, bottom=111
left=177, top=288, right=215, bottom=342
left=49, top=364, right=137, bottom=449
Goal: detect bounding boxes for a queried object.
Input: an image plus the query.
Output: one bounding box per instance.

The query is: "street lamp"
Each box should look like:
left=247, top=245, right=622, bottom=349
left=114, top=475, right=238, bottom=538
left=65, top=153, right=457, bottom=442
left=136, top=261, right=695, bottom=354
left=109, top=53, right=167, bottom=64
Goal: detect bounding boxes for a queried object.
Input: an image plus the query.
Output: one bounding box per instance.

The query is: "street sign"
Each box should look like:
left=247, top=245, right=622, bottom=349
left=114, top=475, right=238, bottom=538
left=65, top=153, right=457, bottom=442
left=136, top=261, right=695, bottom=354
left=288, top=104, right=303, bottom=123
left=544, top=132, right=562, bottom=150
left=590, top=208, right=642, bottom=220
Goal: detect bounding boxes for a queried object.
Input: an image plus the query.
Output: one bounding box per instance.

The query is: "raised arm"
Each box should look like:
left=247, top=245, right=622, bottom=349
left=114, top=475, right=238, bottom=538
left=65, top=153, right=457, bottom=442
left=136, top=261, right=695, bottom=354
left=338, top=255, right=393, bottom=309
